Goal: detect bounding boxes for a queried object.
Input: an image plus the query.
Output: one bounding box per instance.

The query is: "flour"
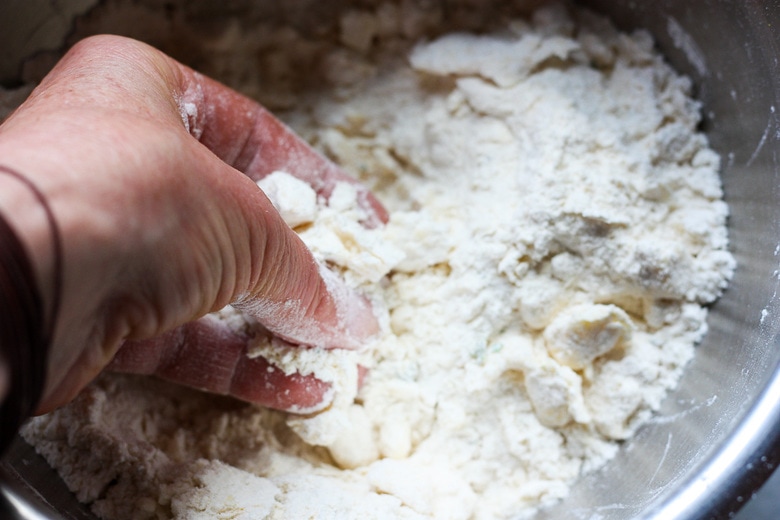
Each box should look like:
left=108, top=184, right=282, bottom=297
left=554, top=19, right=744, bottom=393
left=20, top=2, right=735, bottom=519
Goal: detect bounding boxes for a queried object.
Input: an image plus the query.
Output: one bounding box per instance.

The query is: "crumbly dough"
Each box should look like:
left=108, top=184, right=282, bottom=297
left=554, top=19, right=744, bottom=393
left=21, top=2, right=735, bottom=519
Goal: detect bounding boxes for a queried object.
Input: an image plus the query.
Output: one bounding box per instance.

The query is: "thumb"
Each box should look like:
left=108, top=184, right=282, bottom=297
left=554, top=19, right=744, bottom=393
left=234, top=259, right=378, bottom=350
left=205, top=159, right=379, bottom=350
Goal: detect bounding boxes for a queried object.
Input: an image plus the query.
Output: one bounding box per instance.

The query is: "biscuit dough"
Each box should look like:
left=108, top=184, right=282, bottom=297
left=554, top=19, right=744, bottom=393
left=21, top=2, right=735, bottom=519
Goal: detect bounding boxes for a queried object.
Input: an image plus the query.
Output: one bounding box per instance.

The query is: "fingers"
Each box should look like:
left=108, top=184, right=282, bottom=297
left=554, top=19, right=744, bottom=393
left=109, top=315, right=333, bottom=412
left=0, top=35, right=382, bottom=412
left=26, top=35, right=383, bottom=347
left=172, top=62, right=389, bottom=227
left=116, top=35, right=385, bottom=348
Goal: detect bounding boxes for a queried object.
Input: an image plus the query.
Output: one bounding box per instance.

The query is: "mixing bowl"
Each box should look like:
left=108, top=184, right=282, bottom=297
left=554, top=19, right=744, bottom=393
left=1, top=1, right=779, bottom=519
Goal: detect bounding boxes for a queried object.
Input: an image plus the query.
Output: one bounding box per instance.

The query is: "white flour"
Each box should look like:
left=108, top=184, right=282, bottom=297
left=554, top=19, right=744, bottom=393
left=20, top=2, right=735, bottom=519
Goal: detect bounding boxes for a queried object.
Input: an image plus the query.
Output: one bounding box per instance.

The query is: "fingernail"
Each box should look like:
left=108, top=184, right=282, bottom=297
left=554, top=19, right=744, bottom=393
left=285, top=382, right=336, bottom=415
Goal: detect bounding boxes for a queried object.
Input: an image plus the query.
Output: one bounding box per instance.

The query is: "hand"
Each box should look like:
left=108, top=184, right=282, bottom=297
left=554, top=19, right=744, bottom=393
left=0, top=35, right=386, bottom=414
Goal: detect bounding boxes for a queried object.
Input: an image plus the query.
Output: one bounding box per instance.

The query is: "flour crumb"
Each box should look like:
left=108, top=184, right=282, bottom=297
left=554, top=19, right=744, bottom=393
left=257, top=171, right=318, bottom=228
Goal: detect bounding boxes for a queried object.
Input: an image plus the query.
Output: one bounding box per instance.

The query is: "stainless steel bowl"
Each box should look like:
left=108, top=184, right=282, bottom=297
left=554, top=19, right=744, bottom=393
left=1, top=1, right=779, bottom=519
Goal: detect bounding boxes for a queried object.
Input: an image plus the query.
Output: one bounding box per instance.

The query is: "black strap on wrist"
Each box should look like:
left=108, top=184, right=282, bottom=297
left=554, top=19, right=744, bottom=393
left=0, top=165, right=62, bottom=456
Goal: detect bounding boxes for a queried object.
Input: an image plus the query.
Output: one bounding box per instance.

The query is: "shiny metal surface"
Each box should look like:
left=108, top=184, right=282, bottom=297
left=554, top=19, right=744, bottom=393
left=1, top=1, right=779, bottom=519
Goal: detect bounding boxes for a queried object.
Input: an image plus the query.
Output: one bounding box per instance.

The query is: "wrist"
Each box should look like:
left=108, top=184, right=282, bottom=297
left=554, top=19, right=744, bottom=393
left=0, top=171, right=59, bottom=316
left=0, top=165, right=62, bottom=455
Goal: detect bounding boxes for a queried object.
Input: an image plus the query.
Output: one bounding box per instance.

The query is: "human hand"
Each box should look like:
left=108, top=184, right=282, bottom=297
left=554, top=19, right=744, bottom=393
left=0, top=35, right=386, bottom=415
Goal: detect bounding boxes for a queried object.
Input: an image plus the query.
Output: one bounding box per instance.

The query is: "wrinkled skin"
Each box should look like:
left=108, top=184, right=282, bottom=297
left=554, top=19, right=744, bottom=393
left=0, top=35, right=386, bottom=414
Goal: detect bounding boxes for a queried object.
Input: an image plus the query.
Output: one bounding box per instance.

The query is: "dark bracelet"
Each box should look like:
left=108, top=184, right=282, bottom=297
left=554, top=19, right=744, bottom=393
left=0, top=165, right=62, bottom=456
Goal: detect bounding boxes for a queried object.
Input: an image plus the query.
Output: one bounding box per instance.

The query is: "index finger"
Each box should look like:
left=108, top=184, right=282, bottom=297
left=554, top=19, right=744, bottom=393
left=172, top=65, right=388, bottom=228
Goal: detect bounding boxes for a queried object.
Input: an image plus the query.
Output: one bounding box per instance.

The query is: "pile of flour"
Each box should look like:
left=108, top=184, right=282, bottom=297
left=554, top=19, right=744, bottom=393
left=21, top=2, right=735, bottom=519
